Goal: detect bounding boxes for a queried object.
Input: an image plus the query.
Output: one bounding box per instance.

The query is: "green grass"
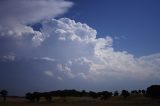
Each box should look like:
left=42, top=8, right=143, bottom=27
left=0, top=95, right=160, bottom=106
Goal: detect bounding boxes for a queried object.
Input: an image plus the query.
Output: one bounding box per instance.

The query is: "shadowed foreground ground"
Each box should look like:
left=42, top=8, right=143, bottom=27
left=0, top=95, right=160, bottom=106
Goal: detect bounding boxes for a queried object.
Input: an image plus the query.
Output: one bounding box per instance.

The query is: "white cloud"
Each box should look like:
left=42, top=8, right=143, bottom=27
left=57, top=76, right=63, bottom=81
left=67, top=60, right=73, bottom=66
left=40, top=18, right=160, bottom=82
left=40, top=57, right=55, bottom=62
left=42, top=18, right=97, bottom=42
left=74, top=57, right=92, bottom=65
left=0, top=0, right=73, bottom=47
left=44, top=70, right=54, bottom=77
left=57, top=64, right=75, bottom=78
left=1, top=16, right=160, bottom=89
left=114, top=35, right=126, bottom=40
left=0, top=0, right=73, bottom=26
left=2, top=55, right=15, bottom=62
left=77, top=73, right=88, bottom=80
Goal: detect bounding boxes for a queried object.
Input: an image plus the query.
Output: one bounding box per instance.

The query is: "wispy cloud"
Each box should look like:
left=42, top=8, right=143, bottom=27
left=44, top=70, right=54, bottom=77
left=40, top=57, right=55, bottom=62
left=57, top=76, right=63, bottom=81
left=1, top=55, right=15, bottom=62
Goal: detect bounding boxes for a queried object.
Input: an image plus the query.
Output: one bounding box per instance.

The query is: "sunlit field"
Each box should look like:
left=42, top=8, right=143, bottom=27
left=0, top=95, right=160, bottom=106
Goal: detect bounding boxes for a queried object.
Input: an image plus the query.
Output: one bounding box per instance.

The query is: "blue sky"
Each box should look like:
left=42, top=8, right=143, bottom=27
left=0, top=0, right=160, bottom=96
left=64, top=0, right=160, bottom=56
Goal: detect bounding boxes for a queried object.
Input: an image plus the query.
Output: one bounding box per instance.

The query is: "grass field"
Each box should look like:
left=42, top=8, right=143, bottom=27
left=0, top=95, right=160, bottom=106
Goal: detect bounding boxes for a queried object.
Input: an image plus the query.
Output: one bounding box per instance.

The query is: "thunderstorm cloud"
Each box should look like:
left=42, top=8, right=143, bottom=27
left=0, top=0, right=160, bottom=95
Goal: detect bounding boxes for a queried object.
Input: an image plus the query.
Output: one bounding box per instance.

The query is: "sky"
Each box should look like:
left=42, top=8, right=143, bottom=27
left=0, top=0, right=160, bottom=96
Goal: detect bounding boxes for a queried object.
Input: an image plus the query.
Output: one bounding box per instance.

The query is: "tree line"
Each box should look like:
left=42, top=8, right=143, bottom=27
left=0, top=85, right=160, bottom=102
left=25, top=90, right=112, bottom=102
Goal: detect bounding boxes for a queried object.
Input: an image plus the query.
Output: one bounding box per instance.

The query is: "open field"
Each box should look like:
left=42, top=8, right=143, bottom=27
left=0, top=95, right=160, bottom=106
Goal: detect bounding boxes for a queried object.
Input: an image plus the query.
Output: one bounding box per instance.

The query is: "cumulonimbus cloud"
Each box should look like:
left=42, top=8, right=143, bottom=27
left=38, top=18, right=160, bottom=82
left=1, top=16, right=160, bottom=84
left=2, top=17, right=160, bottom=82
left=0, top=0, right=160, bottom=92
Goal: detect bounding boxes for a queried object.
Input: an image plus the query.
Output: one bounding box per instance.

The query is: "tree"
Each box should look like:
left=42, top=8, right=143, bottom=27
left=114, top=91, right=119, bottom=96
left=131, top=90, right=138, bottom=95
left=89, top=91, right=98, bottom=99
left=25, top=92, right=41, bottom=102
left=97, top=91, right=112, bottom=100
left=81, top=90, right=87, bottom=97
left=33, top=92, right=41, bottom=102
left=100, top=91, right=112, bottom=100
left=0, top=89, right=8, bottom=102
left=25, top=92, right=34, bottom=102
left=146, top=85, right=160, bottom=98
left=44, top=92, right=52, bottom=102
left=121, top=90, right=130, bottom=99
left=138, top=90, right=141, bottom=94
left=142, top=89, right=146, bottom=95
